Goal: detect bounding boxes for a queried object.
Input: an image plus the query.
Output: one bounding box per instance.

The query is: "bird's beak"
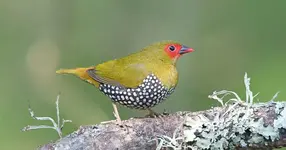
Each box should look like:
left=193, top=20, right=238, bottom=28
left=179, top=45, right=194, bottom=55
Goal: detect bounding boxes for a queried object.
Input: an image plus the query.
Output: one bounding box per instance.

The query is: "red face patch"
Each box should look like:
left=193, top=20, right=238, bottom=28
left=164, top=43, right=183, bottom=59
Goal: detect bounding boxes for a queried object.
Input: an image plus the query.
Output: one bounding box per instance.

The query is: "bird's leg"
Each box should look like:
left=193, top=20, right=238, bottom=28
left=100, top=103, right=123, bottom=126
left=112, top=103, right=122, bottom=124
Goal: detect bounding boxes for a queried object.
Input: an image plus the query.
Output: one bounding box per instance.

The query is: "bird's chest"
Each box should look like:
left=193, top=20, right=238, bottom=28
left=99, top=74, right=176, bottom=109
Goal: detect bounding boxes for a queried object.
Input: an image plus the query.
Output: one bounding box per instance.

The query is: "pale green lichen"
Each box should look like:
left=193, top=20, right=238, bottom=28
left=22, top=94, right=72, bottom=138
left=274, top=102, right=286, bottom=129
left=181, top=73, right=286, bottom=150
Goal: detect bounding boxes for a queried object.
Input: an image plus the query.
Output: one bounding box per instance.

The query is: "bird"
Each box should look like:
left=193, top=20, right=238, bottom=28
left=56, top=40, right=194, bottom=124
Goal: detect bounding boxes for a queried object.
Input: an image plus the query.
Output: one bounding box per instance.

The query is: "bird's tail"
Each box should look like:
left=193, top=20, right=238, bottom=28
left=56, top=67, right=100, bottom=87
left=56, top=68, right=74, bottom=74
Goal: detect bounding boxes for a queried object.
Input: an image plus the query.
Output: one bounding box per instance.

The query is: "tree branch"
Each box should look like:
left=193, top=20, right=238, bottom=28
left=38, top=101, right=286, bottom=150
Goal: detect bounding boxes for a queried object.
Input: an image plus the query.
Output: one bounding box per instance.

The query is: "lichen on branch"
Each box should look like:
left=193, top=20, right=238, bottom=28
left=22, top=94, right=72, bottom=138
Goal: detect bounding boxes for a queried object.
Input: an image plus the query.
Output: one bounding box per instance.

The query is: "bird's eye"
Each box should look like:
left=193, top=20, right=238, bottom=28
left=169, top=45, right=175, bottom=51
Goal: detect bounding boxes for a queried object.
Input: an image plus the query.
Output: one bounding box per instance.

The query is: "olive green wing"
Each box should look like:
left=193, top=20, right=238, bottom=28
left=87, top=59, right=151, bottom=88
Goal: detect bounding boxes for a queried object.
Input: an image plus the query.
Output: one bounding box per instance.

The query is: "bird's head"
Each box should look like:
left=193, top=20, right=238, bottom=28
left=142, top=41, right=194, bottom=64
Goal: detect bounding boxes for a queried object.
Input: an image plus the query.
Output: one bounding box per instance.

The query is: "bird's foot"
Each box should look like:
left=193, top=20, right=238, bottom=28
left=100, top=118, right=122, bottom=126
left=145, top=109, right=167, bottom=118
left=112, top=103, right=123, bottom=126
left=100, top=114, right=130, bottom=132
left=113, top=111, right=123, bottom=126
left=162, top=109, right=170, bottom=115
left=100, top=103, right=125, bottom=127
left=100, top=111, right=124, bottom=126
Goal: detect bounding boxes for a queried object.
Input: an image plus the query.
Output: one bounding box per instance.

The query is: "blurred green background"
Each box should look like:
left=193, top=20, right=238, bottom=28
left=1, top=0, right=286, bottom=149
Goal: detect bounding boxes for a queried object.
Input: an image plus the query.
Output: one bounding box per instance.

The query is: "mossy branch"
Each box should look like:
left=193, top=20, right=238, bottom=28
left=38, top=102, right=286, bottom=150
left=31, top=73, right=286, bottom=150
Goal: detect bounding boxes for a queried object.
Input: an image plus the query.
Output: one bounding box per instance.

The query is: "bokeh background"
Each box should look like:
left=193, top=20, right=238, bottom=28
left=1, top=0, right=286, bottom=149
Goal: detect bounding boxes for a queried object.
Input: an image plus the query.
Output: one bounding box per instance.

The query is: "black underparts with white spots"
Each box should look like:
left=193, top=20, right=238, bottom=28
left=99, top=74, right=175, bottom=109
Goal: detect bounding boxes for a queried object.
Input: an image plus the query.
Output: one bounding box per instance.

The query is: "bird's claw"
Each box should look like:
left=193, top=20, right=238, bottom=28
left=100, top=119, right=130, bottom=132
left=145, top=109, right=167, bottom=118
left=101, top=111, right=122, bottom=126
left=101, top=119, right=122, bottom=125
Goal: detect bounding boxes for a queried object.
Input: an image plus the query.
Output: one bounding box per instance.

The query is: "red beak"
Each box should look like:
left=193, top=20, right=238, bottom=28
left=179, top=45, right=194, bottom=54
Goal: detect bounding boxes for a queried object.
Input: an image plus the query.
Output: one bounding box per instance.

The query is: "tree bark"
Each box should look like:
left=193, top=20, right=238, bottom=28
left=39, top=101, right=286, bottom=150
